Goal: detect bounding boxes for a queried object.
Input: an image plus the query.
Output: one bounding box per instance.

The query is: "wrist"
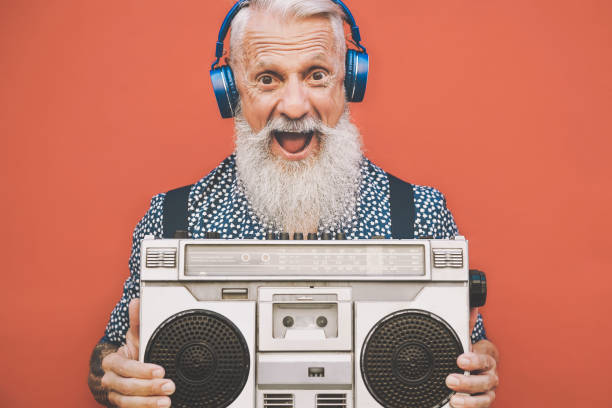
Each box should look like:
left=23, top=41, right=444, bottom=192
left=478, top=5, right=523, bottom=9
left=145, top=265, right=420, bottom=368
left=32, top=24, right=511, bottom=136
left=88, top=341, right=119, bottom=406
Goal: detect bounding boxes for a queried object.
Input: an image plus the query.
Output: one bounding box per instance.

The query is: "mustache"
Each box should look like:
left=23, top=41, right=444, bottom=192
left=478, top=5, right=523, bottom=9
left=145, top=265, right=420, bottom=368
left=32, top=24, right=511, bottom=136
left=268, top=115, right=322, bottom=133
left=247, top=116, right=326, bottom=142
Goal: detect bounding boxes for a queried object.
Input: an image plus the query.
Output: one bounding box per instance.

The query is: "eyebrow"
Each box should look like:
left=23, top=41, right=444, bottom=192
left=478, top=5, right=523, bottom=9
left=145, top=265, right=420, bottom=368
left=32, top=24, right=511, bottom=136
left=308, top=52, right=332, bottom=62
left=252, top=59, right=278, bottom=71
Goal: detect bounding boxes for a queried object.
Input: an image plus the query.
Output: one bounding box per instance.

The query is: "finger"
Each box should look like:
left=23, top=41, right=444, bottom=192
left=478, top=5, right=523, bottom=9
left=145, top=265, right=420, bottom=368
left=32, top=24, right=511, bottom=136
left=102, top=371, right=175, bottom=397
left=128, top=298, right=140, bottom=330
left=450, top=390, right=496, bottom=408
left=118, top=345, right=134, bottom=361
left=121, top=299, right=142, bottom=360
left=103, top=352, right=165, bottom=379
left=108, top=392, right=171, bottom=408
left=457, top=352, right=496, bottom=372
left=469, top=308, right=478, bottom=335
left=124, top=331, right=139, bottom=361
left=472, top=339, right=500, bottom=363
left=446, top=372, right=499, bottom=394
left=127, top=298, right=140, bottom=342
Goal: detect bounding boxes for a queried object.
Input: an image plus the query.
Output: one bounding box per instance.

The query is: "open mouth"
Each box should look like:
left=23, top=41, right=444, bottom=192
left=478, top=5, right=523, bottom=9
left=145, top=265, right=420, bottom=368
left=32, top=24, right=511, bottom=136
left=273, top=131, right=314, bottom=155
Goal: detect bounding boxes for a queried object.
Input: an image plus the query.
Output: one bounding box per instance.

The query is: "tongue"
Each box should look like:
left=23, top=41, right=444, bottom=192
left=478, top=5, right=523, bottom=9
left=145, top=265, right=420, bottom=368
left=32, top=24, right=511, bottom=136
left=276, top=132, right=309, bottom=154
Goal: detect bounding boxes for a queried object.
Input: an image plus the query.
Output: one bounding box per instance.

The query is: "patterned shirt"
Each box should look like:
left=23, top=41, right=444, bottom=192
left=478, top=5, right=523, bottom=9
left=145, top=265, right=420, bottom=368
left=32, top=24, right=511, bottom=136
left=103, top=155, right=487, bottom=344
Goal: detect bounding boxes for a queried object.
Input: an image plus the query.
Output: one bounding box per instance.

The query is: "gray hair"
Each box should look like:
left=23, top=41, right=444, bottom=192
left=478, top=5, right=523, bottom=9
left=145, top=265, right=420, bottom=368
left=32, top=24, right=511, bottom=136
left=228, top=0, right=347, bottom=69
left=234, top=108, right=363, bottom=234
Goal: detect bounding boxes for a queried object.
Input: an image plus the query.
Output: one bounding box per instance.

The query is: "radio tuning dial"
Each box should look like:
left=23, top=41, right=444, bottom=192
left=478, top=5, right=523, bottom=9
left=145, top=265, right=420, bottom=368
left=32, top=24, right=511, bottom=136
left=307, top=232, right=318, bottom=240
left=279, top=232, right=290, bottom=240
left=321, top=232, right=332, bottom=240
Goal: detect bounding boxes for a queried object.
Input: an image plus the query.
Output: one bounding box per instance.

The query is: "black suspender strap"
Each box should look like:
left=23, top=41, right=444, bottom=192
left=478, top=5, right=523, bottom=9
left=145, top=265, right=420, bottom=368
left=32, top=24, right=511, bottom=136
left=162, top=184, right=193, bottom=238
left=388, top=174, right=416, bottom=239
left=161, top=176, right=414, bottom=239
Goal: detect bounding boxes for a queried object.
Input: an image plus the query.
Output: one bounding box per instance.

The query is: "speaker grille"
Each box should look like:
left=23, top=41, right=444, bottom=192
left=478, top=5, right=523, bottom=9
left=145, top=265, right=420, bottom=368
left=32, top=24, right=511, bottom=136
left=145, top=247, right=177, bottom=268
left=361, top=309, right=463, bottom=408
left=263, top=393, right=294, bottom=408
left=316, top=393, right=347, bottom=408
left=432, top=248, right=463, bottom=268
left=144, top=309, right=250, bottom=408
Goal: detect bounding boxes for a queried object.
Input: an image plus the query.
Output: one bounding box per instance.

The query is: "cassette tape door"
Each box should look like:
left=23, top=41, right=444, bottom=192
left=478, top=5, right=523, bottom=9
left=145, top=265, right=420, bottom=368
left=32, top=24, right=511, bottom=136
left=257, top=287, right=353, bottom=408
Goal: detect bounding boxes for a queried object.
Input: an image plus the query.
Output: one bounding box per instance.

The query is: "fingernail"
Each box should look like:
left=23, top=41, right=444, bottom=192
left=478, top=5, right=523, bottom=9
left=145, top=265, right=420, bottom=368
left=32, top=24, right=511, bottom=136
left=157, top=398, right=171, bottom=408
left=446, top=375, right=460, bottom=387
left=153, top=368, right=165, bottom=378
left=458, top=356, right=471, bottom=366
left=162, top=381, right=175, bottom=394
left=452, top=396, right=465, bottom=407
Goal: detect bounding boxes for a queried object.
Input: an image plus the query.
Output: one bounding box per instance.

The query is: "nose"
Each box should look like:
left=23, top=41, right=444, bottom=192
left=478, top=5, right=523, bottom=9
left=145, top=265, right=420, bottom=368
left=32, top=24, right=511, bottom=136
left=276, top=76, right=311, bottom=120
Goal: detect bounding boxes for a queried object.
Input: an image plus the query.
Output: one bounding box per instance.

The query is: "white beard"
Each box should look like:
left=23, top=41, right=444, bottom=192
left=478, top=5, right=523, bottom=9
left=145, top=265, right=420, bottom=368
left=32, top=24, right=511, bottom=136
left=234, top=110, right=364, bottom=234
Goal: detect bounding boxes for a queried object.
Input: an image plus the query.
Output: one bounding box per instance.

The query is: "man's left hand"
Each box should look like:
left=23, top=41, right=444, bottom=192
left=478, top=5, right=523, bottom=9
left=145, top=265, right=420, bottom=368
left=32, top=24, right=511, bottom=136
left=446, top=339, right=499, bottom=407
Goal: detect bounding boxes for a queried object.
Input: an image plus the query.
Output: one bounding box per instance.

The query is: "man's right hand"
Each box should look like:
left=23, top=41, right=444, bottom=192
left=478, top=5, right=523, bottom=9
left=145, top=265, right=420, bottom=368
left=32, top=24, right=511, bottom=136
left=101, top=299, right=175, bottom=407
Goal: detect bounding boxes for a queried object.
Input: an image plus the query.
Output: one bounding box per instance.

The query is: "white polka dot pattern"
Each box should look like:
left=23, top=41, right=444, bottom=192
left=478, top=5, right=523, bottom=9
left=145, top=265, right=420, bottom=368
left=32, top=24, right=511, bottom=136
left=413, top=185, right=459, bottom=239
left=103, top=155, right=487, bottom=345
left=103, top=194, right=165, bottom=344
left=471, top=315, right=487, bottom=343
left=186, top=155, right=392, bottom=239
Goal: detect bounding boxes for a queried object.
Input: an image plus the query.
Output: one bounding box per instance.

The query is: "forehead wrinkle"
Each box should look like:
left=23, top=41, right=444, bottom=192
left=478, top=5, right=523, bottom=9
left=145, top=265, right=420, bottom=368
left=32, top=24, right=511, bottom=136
left=246, top=35, right=332, bottom=59
left=242, top=22, right=336, bottom=64
left=253, top=51, right=331, bottom=71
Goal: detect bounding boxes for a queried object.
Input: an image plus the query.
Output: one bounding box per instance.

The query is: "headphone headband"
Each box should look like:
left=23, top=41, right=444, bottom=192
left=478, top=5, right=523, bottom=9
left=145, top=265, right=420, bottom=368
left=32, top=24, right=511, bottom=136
left=211, top=0, right=365, bottom=69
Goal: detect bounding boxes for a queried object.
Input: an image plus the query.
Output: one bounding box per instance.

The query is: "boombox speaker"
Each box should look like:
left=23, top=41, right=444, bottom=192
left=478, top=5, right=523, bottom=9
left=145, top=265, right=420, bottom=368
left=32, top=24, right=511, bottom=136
left=139, top=236, right=486, bottom=408
left=145, top=309, right=250, bottom=407
left=360, top=310, right=463, bottom=408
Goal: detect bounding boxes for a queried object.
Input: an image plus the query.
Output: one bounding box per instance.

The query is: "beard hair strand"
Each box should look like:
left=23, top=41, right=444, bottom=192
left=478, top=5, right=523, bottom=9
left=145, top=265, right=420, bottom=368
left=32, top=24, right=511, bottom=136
left=234, top=109, right=364, bottom=234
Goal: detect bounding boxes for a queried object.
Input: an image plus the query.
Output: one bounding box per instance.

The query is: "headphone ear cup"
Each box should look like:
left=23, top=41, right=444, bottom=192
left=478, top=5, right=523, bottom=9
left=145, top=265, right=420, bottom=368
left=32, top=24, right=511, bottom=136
left=344, top=49, right=369, bottom=103
left=210, top=65, right=240, bottom=118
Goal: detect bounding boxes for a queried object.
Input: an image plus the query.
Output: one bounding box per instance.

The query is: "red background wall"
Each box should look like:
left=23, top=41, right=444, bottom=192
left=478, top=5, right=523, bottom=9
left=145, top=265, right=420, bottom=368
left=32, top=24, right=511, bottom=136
left=1, top=0, right=610, bottom=406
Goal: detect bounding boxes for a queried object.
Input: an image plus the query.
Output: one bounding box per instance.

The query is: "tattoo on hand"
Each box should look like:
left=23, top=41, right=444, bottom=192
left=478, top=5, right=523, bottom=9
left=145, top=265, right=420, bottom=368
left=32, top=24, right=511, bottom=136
left=88, top=342, right=118, bottom=406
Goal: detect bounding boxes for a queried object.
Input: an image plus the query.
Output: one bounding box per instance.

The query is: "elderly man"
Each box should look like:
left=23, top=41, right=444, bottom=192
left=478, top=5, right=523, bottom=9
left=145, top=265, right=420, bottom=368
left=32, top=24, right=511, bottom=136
left=88, top=0, right=499, bottom=407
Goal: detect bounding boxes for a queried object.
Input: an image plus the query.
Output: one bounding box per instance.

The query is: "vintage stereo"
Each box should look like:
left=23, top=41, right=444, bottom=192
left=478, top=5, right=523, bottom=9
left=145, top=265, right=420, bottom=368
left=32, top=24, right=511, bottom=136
left=139, top=235, right=486, bottom=408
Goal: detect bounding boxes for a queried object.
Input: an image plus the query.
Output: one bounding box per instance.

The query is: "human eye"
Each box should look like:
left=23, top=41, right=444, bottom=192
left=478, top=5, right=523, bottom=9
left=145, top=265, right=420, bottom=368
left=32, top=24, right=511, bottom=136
left=256, top=73, right=280, bottom=90
left=307, top=69, right=330, bottom=85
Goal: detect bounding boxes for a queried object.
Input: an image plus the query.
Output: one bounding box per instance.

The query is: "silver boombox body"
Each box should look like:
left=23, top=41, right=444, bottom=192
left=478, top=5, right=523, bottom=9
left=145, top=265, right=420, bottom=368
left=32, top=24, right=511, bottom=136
left=140, top=236, right=480, bottom=408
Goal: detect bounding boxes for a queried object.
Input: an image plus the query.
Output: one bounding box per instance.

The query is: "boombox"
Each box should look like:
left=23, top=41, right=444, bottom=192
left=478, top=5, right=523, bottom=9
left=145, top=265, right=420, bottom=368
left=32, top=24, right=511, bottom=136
left=139, top=235, right=486, bottom=408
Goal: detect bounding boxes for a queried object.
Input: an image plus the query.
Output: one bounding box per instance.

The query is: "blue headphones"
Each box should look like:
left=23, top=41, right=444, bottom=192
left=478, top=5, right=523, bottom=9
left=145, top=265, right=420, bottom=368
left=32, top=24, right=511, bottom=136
left=209, top=0, right=369, bottom=118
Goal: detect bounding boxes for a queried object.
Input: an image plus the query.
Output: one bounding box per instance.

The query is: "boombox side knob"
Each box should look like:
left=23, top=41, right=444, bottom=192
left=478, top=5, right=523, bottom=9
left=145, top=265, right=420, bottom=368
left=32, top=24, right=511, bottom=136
left=469, top=269, right=487, bottom=307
